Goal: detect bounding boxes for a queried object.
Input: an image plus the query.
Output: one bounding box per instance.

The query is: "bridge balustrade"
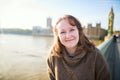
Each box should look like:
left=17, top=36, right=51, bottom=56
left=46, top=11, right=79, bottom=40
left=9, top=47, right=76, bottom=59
left=97, top=37, right=113, bottom=58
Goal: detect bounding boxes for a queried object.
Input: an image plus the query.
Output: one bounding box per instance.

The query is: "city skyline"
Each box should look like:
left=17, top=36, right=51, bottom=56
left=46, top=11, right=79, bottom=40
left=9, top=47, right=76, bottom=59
left=0, top=0, right=120, bottom=31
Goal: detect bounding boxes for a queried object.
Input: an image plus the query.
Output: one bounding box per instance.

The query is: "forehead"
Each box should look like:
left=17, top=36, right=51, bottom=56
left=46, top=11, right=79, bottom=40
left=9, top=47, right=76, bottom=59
left=56, top=19, right=75, bottom=30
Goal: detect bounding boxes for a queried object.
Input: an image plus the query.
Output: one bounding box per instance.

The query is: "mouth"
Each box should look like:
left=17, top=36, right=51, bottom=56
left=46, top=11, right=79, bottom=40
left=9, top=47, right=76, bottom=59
left=65, top=39, right=74, bottom=42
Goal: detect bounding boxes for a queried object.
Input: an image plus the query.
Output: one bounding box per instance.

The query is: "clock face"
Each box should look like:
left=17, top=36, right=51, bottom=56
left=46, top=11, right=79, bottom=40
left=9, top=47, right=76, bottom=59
left=109, top=17, right=112, bottom=21
left=109, top=22, right=112, bottom=27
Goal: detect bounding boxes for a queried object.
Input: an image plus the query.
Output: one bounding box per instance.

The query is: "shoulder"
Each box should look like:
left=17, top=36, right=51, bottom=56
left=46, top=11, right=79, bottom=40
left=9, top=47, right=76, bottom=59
left=90, top=48, right=104, bottom=59
left=47, top=52, right=60, bottom=65
left=87, top=48, right=107, bottom=66
left=47, top=53, right=55, bottom=63
left=94, top=48, right=106, bottom=62
left=91, top=48, right=106, bottom=63
left=87, top=48, right=102, bottom=59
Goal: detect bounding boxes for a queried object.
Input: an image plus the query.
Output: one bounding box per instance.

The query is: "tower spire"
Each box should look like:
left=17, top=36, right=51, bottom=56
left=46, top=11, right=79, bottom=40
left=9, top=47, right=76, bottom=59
left=107, top=7, right=114, bottom=37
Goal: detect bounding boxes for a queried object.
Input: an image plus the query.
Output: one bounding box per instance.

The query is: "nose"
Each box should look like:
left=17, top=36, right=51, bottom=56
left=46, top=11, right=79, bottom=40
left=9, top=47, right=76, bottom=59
left=65, top=32, right=71, bottom=39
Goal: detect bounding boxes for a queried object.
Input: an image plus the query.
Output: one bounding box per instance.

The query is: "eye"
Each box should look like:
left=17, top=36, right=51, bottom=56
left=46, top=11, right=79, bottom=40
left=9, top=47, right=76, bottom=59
left=60, top=31, right=65, bottom=34
left=70, top=29, right=75, bottom=32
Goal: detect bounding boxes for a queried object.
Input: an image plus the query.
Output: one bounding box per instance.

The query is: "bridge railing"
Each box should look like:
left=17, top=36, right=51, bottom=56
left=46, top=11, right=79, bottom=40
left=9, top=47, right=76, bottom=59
left=97, top=36, right=113, bottom=58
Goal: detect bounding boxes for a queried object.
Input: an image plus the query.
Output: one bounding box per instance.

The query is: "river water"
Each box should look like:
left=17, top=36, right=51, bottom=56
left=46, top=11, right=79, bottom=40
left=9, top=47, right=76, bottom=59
left=0, top=34, right=53, bottom=80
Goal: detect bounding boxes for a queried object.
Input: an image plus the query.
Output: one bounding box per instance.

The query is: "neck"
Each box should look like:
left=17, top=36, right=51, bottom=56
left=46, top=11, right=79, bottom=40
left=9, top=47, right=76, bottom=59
left=66, top=47, right=77, bottom=56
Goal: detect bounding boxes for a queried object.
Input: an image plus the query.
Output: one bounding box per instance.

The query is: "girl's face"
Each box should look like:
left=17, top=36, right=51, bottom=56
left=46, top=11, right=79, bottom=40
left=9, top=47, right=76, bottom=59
left=56, top=19, right=79, bottom=50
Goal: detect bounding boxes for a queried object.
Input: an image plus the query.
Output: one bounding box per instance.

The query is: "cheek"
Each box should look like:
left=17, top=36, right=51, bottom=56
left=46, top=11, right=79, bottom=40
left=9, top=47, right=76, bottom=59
left=58, top=35, right=65, bottom=43
left=75, top=31, right=79, bottom=40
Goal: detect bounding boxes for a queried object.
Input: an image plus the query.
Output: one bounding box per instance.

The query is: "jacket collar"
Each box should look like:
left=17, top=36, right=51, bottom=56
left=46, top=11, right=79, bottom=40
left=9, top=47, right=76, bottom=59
left=62, top=48, right=87, bottom=66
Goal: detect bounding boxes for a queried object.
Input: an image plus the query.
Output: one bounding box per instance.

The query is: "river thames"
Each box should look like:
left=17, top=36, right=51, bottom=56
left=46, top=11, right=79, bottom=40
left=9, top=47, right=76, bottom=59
left=0, top=34, right=53, bottom=80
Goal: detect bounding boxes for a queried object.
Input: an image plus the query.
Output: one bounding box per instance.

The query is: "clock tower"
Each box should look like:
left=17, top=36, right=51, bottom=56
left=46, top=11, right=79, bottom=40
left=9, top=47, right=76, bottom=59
left=108, top=7, right=114, bottom=36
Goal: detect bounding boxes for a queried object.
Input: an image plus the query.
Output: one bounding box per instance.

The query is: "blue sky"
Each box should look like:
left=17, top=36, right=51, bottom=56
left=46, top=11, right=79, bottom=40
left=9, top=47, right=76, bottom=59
left=0, top=0, right=120, bottom=31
